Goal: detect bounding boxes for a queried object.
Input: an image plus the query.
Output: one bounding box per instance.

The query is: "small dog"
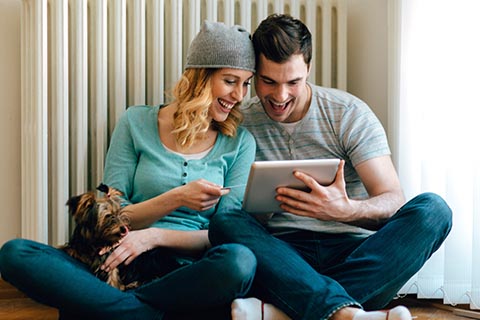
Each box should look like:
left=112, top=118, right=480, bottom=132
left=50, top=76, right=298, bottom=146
left=61, top=183, right=133, bottom=290
left=61, top=183, right=182, bottom=291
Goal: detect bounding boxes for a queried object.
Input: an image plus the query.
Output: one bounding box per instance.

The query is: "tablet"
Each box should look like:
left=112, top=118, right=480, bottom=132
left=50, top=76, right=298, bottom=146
left=242, top=159, right=340, bottom=213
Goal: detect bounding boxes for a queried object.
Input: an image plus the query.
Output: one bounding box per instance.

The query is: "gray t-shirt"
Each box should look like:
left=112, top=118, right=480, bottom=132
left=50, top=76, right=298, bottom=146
left=241, top=83, right=390, bottom=236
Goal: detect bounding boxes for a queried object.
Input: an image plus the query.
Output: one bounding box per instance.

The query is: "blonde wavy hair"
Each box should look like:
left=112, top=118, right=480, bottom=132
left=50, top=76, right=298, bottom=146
left=171, top=68, right=244, bottom=149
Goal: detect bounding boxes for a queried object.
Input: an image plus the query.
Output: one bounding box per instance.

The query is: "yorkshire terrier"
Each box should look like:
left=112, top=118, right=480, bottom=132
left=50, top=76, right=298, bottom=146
left=61, top=183, right=182, bottom=291
left=60, top=183, right=134, bottom=290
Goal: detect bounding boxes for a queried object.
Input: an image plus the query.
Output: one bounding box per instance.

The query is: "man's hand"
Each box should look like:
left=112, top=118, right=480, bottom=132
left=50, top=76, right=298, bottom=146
left=275, top=156, right=405, bottom=230
left=275, top=160, right=357, bottom=223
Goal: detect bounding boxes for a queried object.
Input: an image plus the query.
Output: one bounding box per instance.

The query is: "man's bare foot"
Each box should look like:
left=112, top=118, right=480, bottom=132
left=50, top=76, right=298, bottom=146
left=231, top=297, right=291, bottom=320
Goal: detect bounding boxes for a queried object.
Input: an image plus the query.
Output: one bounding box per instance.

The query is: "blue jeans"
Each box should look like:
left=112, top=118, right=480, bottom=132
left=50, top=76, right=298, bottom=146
left=209, top=192, right=452, bottom=320
left=0, top=239, right=256, bottom=319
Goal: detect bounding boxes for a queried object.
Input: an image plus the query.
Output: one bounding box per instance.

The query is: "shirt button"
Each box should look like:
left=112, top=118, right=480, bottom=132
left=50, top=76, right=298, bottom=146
left=183, top=172, right=187, bottom=177
left=183, top=161, right=188, bottom=166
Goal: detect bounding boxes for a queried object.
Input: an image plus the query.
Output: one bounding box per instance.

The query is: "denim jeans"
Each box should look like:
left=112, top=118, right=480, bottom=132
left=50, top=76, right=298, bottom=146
left=0, top=239, right=256, bottom=319
left=209, top=192, right=452, bottom=320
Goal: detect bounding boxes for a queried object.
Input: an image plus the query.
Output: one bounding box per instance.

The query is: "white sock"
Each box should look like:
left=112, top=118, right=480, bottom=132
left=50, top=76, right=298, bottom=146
left=231, top=298, right=262, bottom=320
left=231, top=298, right=291, bottom=320
left=352, top=306, right=412, bottom=320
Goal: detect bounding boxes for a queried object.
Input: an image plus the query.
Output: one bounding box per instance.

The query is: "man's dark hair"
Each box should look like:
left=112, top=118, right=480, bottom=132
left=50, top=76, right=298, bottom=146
left=252, top=14, right=312, bottom=66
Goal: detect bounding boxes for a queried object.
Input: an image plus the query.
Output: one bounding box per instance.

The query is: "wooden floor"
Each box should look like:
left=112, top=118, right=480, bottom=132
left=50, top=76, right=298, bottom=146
left=1, top=279, right=479, bottom=319
left=386, top=297, right=479, bottom=320
left=0, top=280, right=58, bottom=319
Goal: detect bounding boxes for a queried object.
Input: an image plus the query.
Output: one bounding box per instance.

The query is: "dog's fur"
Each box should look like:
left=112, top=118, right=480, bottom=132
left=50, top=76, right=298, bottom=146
left=60, top=183, right=135, bottom=290
left=61, top=183, right=184, bottom=291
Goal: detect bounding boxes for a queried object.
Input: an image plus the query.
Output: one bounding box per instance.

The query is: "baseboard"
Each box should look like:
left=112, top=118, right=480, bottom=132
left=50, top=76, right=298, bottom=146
left=453, top=308, right=480, bottom=319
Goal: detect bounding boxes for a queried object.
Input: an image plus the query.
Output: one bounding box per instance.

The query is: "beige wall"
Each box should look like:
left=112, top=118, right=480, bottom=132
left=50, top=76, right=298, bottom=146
left=0, top=0, right=22, bottom=245
left=0, top=0, right=388, bottom=246
left=347, top=0, right=388, bottom=128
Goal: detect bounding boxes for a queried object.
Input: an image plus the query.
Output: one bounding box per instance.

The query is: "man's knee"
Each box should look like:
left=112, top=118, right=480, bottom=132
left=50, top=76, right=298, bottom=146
left=409, top=192, right=452, bottom=239
left=209, top=210, right=246, bottom=244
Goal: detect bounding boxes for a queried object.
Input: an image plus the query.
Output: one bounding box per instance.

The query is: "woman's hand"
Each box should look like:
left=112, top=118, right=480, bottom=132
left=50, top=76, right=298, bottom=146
left=178, top=179, right=230, bottom=211
left=100, top=228, right=212, bottom=271
left=100, top=228, right=155, bottom=272
left=124, top=179, right=230, bottom=229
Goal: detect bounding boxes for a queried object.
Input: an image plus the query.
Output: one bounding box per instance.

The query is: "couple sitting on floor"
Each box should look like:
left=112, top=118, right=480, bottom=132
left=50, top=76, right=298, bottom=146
left=0, top=14, right=451, bottom=320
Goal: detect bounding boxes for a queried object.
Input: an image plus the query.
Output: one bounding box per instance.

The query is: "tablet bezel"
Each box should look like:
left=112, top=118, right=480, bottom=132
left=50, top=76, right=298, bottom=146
left=242, top=159, right=340, bottom=214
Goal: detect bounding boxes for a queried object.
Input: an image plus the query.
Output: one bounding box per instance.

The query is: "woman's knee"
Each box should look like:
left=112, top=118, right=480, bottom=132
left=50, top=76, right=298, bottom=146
left=212, top=243, right=257, bottom=286
left=222, top=243, right=256, bottom=275
left=0, top=238, right=32, bottom=277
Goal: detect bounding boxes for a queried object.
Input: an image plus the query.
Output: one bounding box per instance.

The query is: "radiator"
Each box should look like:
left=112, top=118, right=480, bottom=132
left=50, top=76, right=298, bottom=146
left=20, top=0, right=347, bottom=245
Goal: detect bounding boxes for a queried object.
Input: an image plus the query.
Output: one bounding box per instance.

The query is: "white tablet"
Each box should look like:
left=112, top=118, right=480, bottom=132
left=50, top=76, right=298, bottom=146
left=242, top=159, right=340, bottom=214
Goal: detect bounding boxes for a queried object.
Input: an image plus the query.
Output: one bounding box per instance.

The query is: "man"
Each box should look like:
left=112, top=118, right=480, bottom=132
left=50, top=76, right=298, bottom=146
left=209, top=14, right=452, bottom=320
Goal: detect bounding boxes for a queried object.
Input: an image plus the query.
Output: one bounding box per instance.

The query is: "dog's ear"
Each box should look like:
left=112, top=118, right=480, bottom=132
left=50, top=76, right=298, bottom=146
left=66, top=195, right=82, bottom=216
left=107, top=188, right=123, bottom=198
left=66, top=193, right=96, bottom=221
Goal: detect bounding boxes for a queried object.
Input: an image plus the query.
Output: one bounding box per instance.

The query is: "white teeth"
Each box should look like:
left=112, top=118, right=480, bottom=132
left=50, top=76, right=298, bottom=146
left=271, top=101, right=288, bottom=109
left=219, top=98, right=235, bottom=110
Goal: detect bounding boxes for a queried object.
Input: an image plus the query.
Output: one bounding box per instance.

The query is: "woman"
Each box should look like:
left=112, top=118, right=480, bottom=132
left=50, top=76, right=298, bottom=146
left=0, top=21, right=256, bottom=320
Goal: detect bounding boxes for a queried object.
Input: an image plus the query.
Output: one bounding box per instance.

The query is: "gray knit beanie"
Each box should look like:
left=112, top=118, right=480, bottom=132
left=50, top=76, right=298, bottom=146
left=185, top=21, right=255, bottom=72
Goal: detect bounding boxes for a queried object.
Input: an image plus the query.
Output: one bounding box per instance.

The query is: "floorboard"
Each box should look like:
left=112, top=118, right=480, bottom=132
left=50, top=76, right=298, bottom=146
left=0, top=280, right=57, bottom=319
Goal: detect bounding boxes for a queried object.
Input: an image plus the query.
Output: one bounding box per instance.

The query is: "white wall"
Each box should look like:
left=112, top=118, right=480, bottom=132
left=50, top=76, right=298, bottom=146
left=0, top=0, right=388, bottom=246
left=0, top=0, right=22, bottom=245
